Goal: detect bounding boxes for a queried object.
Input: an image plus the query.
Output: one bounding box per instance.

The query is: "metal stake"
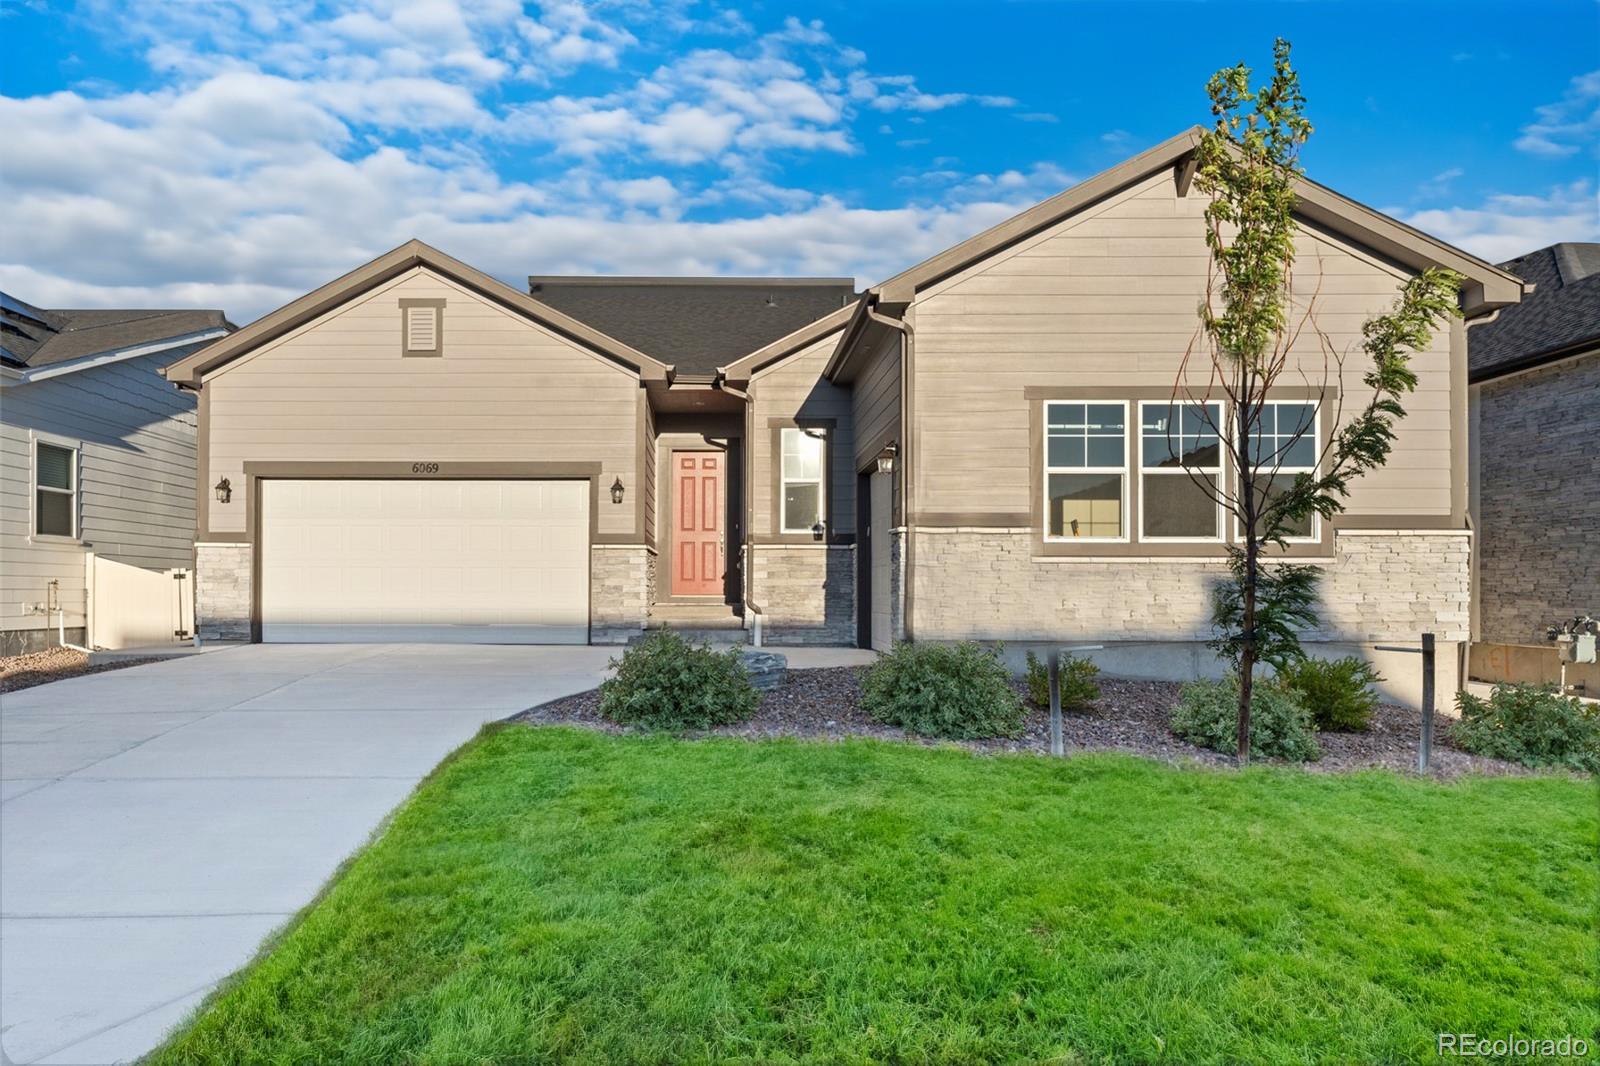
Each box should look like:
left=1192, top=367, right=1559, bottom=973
left=1419, top=632, right=1435, bottom=773
left=1048, top=649, right=1063, bottom=756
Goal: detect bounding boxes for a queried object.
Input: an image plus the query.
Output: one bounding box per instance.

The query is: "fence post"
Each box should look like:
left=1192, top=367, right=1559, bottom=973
left=1418, top=632, right=1435, bottom=773
left=1047, top=649, right=1063, bottom=756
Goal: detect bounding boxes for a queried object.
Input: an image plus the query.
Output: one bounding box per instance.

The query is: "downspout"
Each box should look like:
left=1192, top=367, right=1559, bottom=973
left=865, top=304, right=915, bottom=642
left=718, top=379, right=763, bottom=646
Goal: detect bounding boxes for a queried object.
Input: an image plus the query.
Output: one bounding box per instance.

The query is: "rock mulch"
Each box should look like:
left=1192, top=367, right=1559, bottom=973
left=516, top=667, right=1538, bottom=778
left=0, top=647, right=163, bottom=695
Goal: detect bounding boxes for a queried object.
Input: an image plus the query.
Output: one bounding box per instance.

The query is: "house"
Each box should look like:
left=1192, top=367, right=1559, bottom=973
left=162, top=129, right=1524, bottom=702
left=1466, top=242, right=1599, bottom=684
left=1, top=294, right=232, bottom=653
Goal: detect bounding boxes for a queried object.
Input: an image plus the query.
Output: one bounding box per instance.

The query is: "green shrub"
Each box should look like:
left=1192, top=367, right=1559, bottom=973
left=1024, top=651, right=1102, bottom=711
left=1279, top=656, right=1382, bottom=732
left=863, top=642, right=1024, bottom=739
left=598, top=630, right=759, bottom=732
left=1170, top=678, right=1321, bottom=761
left=1450, top=683, right=1600, bottom=773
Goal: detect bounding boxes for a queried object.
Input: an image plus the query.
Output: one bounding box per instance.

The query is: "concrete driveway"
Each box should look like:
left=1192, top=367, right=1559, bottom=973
left=0, top=643, right=614, bottom=1065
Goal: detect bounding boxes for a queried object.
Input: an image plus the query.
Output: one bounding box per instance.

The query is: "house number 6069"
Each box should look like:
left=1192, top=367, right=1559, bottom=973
left=411, top=462, right=440, bottom=474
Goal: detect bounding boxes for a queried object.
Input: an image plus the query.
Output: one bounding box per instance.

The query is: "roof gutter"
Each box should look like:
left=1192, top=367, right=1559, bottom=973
left=1469, top=334, right=1600, bottom=385
left=715, top=378, right=763, bottom=626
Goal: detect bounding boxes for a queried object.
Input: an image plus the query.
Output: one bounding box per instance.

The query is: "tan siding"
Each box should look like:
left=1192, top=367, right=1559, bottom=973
left=911, top=168, right=1454, bottom=520
left=750, top=334, right=854, bottom=538
left=204, top=267, right=643, bottom=537
left=851, top=333, right=902, bottom=471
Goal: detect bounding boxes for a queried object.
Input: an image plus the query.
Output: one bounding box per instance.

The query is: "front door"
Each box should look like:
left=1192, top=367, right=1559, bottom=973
left=672, top=451, right=725, bottom=597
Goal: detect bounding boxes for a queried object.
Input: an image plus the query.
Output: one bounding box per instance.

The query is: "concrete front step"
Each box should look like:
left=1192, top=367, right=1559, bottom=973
left=630, top=626, right=749, bottom=646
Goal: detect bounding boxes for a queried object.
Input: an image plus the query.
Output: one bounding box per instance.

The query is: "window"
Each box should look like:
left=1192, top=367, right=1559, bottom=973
left=1140, top=401, right=1224, bottom=540
left=34, top=440, right=76, bottom=538
left=1247, top=401, right=1319, bottom=540
left=780, top=427, right=827, bottom=534
left=1043, top=401, right=1127, bottom=540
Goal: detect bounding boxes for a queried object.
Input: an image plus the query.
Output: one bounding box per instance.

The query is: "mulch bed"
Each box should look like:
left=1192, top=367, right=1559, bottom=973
left=0, top=648, right=164, bottom=694
left=516, top=667, right=1538, bottom=778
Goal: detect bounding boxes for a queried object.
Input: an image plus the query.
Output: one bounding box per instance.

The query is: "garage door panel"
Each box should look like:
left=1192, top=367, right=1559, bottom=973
left=261, top=479, right=590, bottom=644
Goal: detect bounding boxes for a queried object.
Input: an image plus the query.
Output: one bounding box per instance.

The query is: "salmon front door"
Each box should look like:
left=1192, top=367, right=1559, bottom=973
left=672, top=452, right=725, bottom=597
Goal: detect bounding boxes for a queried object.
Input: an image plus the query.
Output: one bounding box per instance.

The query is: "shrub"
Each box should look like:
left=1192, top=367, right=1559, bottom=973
left=1170, top=678, right=1321, bottom=761
left=862, top=641, right=1024, bottom=739
left=1024, top=651, right=1102, bottom=711
left=1279, top=656, right=1382, bottom=732
left=1450, top=683, right=1600, bottom=773
left=598, top=630, right=759, bottom=732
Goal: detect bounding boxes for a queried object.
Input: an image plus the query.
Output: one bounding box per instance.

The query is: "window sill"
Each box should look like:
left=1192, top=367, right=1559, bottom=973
left=30, top=533, right=83, bottom=546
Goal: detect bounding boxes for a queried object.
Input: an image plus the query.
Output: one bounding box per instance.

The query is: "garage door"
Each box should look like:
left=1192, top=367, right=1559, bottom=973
left=260, top=479, right=589, bottom=644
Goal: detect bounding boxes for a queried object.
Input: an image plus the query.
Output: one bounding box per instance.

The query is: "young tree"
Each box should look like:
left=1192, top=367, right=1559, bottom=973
left=1172, top=39, right=1462, bottom=763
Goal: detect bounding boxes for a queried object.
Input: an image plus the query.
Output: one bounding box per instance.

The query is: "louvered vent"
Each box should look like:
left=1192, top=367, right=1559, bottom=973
left=407, top=305, right=438, bottom=351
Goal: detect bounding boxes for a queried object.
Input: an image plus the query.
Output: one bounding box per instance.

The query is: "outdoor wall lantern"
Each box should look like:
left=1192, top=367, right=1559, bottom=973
left=214, top=477, right=232, bottom=505
left=875, top=443, right=898, bottom=475
left=610, top=477, right=625, bottom=505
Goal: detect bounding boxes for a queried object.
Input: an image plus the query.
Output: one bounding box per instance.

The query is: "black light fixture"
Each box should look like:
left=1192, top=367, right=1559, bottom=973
left=610, top=477, right=625, bottom=505
left=875, top=442, right=898, bottom=475
left=214, top=477, right=232, bottom=504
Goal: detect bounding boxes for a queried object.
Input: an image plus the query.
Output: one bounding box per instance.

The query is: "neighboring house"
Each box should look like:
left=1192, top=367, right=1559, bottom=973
left=164, top=129, right=1523, bottom=702
left=1, top=294, right=232, bottom=654
left=1466, top=242, right=1599, bottom=660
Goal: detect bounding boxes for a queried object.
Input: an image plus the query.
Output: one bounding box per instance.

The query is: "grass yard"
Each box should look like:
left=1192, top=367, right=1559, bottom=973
left=153, top=727, right=1597, bottom=1065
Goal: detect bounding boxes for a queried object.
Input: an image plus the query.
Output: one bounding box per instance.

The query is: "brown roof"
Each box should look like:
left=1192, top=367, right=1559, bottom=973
left=1468, top=243, right=1600, bottom=382
left=528, top=276, right=856, bottom=375
left=1, top=292, right=231, bottom=370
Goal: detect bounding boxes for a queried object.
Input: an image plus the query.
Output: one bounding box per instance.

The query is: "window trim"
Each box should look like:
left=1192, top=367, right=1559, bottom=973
left=30, top=430, right=81, bottom=543
left=1138, top=399, right=1227, bottom=544
left=778, top=424, right=829, bottom=536
left=1236, top=399, right=1321, bottom=544
left=400, top=298, right=446, bottom=357
left=1041, top=399, right=1131, bottom=544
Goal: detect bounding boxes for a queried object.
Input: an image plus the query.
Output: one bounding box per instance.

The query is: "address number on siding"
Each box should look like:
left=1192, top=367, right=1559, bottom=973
left=411, top=462, right=440, bottom=474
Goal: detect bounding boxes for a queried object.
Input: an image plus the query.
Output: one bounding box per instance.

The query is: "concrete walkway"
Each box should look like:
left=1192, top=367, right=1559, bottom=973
left=0, top=644, right=615, bottom=1065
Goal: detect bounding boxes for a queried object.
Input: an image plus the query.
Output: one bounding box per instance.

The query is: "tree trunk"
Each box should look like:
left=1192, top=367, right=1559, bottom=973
left=1237, top=538, right=1258, bottom=766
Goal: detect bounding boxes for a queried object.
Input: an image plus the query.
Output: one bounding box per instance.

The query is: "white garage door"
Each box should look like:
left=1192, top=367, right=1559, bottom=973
left=260, top=479, right=589, bottom=644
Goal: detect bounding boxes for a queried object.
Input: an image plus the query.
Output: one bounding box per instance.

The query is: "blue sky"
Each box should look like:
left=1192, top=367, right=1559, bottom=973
left=2, top=0, right=1596, bottom=323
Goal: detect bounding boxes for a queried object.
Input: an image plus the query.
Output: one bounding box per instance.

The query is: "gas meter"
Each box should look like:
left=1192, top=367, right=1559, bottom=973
left=1547, top=615, right=1599, bottom=666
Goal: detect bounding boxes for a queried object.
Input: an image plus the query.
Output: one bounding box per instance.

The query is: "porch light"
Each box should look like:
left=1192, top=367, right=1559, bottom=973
left=214, top=477, right=232, bottom=505
left=875, top=443, right=898, bottom=475
left=610, top=477, right=625, bottom=505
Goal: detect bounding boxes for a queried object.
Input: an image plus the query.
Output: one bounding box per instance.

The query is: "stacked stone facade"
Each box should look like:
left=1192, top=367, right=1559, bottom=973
left=1476, top=354, right=1600, bottom=644
left=590, top=546, right=652, bottom=644
left=911, top=529, right=1470, bottom=645
left=195, top=542, right=252, bottom=642
left=751, top=544, right=855, bottom=645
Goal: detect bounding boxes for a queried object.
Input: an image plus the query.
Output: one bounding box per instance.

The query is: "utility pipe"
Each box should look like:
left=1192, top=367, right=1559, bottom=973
left=716, top=379, right=763, bottom=646
left=866, top=303, right=915, bottom=641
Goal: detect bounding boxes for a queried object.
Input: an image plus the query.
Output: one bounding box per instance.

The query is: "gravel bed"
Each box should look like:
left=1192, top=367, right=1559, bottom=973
left=516, top=667, right=1540, bottom=778
left=0, top=648, right=164, bottom=694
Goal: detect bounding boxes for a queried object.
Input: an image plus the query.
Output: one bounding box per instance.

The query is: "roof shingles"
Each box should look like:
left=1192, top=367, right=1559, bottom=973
left=1468, top=243, right=1600, bottom=381
left=1, top=292, right=231, bottom=370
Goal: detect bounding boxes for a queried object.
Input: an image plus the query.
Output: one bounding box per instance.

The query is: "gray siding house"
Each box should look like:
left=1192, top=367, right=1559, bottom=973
left=1467, top=243, right=1599, bottom=660
left=1, top=295, right=231, bottom=653
left=166, top=129, right=1524, bottom=703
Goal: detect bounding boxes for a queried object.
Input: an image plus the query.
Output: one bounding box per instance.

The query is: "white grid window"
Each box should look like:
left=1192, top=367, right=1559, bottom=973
left=1247, top=401, right=1319, bottom=541
left=780, top=427, right=827, bottom=534
left=1043, top=401, right=1128, bottom=540
left=1140, top=401, right=1224, bottom=541
left=34, top=440, right=77, bottom=538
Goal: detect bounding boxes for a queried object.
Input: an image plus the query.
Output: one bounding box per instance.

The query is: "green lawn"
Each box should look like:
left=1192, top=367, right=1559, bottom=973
left=154, top=727, right=1597, bottom=1065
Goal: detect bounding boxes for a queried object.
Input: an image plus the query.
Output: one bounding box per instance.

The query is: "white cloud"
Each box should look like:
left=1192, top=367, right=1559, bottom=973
left=1514, top=70, right=1600, bottom=157
left=1399, top=180, right=1600, bottom=263
left=2, top=2, right=1046, bottom=322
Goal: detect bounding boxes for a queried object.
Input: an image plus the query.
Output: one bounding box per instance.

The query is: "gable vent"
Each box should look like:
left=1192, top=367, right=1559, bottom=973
left=406, top=305, right=438, bottom=351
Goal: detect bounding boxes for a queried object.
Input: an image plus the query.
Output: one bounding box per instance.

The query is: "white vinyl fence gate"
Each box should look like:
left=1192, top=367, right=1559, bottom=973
left=86, top=554, right=194, bottom=650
